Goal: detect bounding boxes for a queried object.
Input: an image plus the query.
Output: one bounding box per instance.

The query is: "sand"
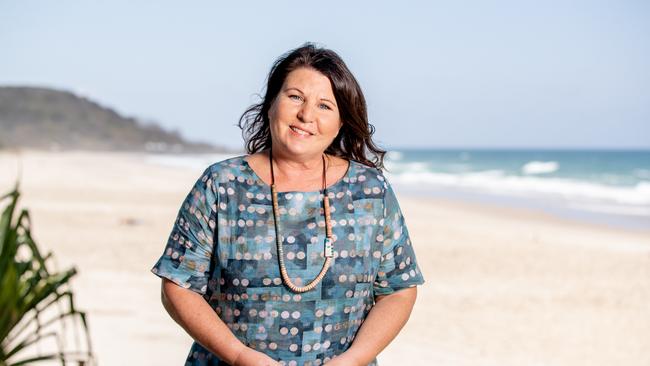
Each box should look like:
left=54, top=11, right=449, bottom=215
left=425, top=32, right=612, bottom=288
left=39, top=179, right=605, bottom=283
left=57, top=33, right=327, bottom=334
left=1, top=151, right=648, bottom=366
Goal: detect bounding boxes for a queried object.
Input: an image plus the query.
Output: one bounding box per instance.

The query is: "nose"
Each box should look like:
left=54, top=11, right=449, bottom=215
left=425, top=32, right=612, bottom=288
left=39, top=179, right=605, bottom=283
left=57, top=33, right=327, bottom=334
left=296, top=101, right=315, bottom=124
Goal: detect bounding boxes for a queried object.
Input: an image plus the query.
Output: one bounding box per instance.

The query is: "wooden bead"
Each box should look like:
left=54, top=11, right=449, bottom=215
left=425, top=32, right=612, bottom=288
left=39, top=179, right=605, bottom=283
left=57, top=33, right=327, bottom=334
left=269, top=153, right=334, bottom=293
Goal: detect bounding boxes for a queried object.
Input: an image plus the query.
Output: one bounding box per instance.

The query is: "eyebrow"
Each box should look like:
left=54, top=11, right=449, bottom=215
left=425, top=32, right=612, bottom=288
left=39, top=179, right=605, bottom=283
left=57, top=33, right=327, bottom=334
left=285, top=87, right=337, bottom=106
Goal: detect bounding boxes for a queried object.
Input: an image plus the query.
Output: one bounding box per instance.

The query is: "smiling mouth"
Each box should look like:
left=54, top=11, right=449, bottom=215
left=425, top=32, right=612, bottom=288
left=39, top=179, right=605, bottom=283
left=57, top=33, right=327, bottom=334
left=290, top=126, right=314, bottom=136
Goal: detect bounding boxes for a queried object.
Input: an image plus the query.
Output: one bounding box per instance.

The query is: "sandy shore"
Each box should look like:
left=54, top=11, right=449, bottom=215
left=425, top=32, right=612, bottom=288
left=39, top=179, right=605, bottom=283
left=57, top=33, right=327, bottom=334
left=1, top=151, right=649, bottom=366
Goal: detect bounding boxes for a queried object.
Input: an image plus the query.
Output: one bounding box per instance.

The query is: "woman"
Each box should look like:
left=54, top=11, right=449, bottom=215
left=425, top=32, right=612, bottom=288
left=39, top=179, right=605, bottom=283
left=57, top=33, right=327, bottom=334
left=151, top=43, right=425, bottom=366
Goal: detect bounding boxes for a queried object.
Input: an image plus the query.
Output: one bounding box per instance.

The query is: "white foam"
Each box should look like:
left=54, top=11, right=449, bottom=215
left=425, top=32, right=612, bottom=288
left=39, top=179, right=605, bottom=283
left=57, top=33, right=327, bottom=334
left=521, top=160, right=559, bottom=175
left=386, top=170, right=650, bottom=207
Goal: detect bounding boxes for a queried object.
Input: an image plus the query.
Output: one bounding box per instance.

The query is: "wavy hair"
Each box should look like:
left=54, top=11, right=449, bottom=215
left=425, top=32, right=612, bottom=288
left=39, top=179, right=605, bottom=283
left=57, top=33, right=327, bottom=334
left=237, top=42, right=386, bottom=170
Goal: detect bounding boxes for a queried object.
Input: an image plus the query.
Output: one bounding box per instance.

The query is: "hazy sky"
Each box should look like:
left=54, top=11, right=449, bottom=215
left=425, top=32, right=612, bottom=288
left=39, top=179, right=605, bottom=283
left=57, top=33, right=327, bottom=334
left=1, top=0, right=648, bottom=150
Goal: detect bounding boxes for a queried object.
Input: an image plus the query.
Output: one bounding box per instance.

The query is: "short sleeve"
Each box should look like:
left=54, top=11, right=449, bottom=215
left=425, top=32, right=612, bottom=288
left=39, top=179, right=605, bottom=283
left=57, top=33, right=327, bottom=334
left=373, top=178, right=425, bottom=297
left=150, top=166, right=218, bottom=295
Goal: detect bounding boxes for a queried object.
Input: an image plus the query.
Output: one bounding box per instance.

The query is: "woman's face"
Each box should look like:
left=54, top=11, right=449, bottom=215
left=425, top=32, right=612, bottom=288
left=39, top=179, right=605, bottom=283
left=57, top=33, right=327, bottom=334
left=268, top=67, right=342, bottom=159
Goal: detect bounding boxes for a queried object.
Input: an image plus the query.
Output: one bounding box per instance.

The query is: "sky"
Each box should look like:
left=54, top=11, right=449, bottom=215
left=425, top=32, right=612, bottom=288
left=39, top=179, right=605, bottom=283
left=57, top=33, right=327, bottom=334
left=1, top=0, right=649, bottom=150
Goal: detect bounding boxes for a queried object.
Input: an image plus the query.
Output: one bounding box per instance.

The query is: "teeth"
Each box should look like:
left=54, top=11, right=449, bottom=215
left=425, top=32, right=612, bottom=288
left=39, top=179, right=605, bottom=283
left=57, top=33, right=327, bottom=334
left=290, top=126, right=310, bottom=136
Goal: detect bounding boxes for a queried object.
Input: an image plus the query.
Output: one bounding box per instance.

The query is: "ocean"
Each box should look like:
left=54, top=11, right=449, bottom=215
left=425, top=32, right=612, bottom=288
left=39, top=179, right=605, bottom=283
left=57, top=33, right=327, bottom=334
left=384, top=149, right=650, bottom=232
left=146, top=149, right=650, bottom=232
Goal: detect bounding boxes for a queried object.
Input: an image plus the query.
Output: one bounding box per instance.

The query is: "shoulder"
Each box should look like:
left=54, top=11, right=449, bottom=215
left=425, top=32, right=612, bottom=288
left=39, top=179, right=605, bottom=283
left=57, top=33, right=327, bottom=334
left=349, top=159, right=383, bottom=176
left=347, top=159, right=392, bottom=199
left=201, top=154, right=249, bottom=182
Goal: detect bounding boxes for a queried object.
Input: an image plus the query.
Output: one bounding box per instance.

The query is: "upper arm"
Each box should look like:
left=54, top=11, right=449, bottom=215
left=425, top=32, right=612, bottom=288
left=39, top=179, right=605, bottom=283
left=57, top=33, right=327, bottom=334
left=151, top=166, right=219, bottom=296
left=372, top=178, right=425, bottom=299
left=374, top=286, right=417, bottom=304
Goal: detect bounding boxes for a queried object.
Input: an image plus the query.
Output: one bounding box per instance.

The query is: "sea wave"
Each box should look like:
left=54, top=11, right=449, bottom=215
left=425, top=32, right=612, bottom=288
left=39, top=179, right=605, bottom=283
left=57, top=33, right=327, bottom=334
left=521, top=160, right=559, bottom=175
left=385, top=170, right=650, bottom=206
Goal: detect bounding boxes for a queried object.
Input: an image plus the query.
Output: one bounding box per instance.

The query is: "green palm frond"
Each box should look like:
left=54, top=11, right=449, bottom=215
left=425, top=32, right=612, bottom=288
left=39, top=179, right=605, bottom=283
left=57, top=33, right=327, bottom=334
left=0, top=185, right=95, bottom=366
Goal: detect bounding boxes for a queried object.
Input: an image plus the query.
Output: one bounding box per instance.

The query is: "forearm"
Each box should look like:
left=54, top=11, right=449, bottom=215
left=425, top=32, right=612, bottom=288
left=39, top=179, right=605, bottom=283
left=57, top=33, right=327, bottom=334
left=340, top=287, right=418, bottom=365
left=161, top=279, right=246, bottom=364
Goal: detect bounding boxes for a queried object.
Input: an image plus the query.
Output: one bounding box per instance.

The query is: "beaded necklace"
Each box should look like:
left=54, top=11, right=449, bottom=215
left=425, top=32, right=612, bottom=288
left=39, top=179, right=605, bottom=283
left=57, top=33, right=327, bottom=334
left=269, top=149, right=333, bottom=293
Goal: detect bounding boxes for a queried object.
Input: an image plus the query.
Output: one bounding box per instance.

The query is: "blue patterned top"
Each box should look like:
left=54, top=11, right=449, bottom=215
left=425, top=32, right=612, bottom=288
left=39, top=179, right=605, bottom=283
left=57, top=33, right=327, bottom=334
left=151, top=155, right=425, bottom=366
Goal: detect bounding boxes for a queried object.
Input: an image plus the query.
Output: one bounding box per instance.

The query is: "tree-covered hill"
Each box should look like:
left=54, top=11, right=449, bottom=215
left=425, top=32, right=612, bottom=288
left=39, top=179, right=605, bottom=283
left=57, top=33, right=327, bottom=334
left=0, top=86, right=228, bottom=152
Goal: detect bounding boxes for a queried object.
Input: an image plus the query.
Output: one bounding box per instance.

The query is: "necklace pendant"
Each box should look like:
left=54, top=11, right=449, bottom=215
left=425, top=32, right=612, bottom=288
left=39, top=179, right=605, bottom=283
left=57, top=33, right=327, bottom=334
left=324, top=237, right=333, bottom=258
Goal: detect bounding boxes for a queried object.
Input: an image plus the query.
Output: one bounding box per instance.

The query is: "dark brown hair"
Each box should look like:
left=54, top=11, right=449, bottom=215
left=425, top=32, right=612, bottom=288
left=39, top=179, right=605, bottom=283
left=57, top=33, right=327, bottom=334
left=237, top=42, right=386, bottom=170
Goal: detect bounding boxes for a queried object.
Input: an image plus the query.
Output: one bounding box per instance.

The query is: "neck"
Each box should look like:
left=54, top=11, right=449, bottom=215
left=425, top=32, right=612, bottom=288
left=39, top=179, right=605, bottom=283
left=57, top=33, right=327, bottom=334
left=268, top=149, right=328, bottom=180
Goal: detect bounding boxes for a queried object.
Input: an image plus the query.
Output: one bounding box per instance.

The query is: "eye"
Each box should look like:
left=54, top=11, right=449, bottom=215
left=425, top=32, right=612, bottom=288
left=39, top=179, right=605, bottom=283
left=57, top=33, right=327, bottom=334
left=289, top=94, right=302, bottom=101
left=319, top=103, right=332, bottom=110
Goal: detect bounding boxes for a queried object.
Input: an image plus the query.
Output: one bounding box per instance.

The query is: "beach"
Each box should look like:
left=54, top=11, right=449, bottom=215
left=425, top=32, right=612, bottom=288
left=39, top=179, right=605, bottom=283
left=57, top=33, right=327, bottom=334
left=1, top=150, right=649, bottom=366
